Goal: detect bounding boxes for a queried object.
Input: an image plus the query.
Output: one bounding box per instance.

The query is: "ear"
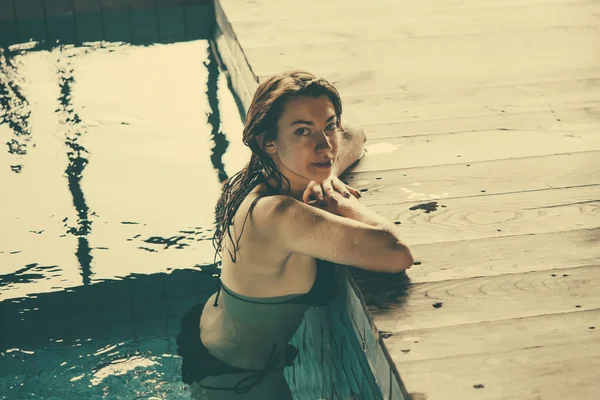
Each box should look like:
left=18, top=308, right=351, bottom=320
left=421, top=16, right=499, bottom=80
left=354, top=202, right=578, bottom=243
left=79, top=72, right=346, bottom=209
left=256, top=132, right=277, bottom=154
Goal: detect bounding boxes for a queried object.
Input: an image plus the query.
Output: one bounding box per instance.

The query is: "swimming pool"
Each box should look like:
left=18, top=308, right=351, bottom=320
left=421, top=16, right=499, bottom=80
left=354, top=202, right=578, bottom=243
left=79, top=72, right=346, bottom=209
left=0, top=3, right=390, bottom=399
left=0, top=4, right=251, bottom=398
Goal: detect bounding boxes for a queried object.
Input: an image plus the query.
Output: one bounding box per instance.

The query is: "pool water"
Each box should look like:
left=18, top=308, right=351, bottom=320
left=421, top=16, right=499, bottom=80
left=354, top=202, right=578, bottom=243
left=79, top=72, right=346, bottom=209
left=0, top=7, right=252, bottom=399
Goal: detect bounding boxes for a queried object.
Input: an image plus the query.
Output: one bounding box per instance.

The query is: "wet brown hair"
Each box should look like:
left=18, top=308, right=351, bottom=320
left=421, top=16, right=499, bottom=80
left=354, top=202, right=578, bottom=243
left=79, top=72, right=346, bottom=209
left=211, top=69, right=343, bottom=266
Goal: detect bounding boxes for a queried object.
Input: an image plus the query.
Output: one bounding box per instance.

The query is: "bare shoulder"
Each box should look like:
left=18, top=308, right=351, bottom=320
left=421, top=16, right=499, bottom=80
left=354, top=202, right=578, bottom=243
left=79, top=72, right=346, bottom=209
left=246, top=193, right=295, bottom=238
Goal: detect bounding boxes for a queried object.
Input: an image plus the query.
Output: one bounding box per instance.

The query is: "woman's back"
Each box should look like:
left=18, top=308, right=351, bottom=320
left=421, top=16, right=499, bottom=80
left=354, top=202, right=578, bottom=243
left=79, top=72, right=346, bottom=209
left=218, top=183, right=318, bottom=300
left=199, top=183, right=331, bottom=370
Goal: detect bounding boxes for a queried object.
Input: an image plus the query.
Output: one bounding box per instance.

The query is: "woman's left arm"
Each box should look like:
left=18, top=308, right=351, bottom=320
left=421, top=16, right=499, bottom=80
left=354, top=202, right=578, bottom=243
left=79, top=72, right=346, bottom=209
left=330, top=122, right=367, bottom=178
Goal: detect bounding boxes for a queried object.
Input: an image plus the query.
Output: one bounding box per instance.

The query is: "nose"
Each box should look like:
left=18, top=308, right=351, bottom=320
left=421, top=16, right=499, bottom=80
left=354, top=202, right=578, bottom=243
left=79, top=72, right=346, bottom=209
left=315, top=129, right=334, bottom=152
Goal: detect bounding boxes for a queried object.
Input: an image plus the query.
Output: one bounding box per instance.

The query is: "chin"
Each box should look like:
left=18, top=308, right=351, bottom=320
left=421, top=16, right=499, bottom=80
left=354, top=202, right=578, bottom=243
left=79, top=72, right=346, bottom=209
left=311, top=169, right=332, bottom=180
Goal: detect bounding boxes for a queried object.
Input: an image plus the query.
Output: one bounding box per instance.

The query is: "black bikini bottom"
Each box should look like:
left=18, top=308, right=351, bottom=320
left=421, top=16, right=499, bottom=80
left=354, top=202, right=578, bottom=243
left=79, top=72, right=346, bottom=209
left=176, top=302, right=298, bottom=394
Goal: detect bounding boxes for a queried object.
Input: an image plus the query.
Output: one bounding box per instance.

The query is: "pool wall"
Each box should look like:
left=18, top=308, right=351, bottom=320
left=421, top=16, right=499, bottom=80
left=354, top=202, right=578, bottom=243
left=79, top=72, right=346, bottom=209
left=0, top=0, right=215, bottom=47
left=213, top=2, right=412, bottom=399
left=284, top=266, right=393, bottom=400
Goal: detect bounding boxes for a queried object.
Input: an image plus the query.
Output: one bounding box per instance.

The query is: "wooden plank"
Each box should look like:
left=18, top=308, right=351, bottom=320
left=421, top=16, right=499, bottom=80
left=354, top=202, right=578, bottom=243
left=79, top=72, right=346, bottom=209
left=367, top=185, right=600, bottom=245
left=222, top=0, right=595, bottom=23
left=397, top=338, right=600, bottom=400
left=347, top=152, right=600, bottom=206
left=353, top=125, right=600, bottom=172
left=357, top=106, right=600, bottom=139
left=242, top=26, right=600, bottom=75
left=340, top=78, right=600, bottom=127
left=350, top=227, right=600, bottom=283
left=365, top=264, right=600, bottom=333
left=232, top=3, right=600, bottom=47
left=383, top=309, right=599, bottom=361
left=301, top=66, right=600, bottom=99
left=347, top=102, right=600, bottom=131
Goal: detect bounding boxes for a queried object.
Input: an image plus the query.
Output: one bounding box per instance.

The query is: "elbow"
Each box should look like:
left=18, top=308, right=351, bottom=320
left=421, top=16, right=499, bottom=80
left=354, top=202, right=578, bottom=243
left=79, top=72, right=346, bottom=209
left=366, top=230, right=414, bottom=274
left=391, top=243, right=414, bottom=273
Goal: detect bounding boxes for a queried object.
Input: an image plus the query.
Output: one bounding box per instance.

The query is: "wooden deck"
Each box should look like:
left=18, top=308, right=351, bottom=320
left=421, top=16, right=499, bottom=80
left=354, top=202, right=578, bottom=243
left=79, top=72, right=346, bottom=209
left=216, top=0, right=600, bottom=398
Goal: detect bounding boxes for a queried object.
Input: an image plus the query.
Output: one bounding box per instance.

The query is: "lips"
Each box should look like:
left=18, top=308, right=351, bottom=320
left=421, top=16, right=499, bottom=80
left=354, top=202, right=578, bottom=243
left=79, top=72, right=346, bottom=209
left=312, top=160, right=332, bottom=167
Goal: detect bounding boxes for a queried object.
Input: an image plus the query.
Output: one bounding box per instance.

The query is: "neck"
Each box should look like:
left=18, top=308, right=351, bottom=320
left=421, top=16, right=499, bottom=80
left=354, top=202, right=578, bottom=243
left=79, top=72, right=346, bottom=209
left=260, top=169, right=307, bottom=201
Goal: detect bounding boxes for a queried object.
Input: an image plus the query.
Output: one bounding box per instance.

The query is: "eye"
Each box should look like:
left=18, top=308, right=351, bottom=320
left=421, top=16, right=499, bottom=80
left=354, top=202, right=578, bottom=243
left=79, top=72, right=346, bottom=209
left=295, top=127, right=310, bottom=136
left=326, top=122, right=337, bottom=131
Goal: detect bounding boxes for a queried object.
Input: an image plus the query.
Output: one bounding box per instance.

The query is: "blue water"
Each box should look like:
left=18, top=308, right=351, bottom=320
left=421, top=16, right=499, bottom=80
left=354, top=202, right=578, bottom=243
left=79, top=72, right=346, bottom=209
left=0, top=12, right=250, bottom=399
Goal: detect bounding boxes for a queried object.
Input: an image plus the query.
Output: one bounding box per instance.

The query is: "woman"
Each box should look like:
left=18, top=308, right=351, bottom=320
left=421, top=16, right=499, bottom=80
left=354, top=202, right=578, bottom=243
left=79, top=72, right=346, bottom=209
left=177, top=70, right=414, bottom=399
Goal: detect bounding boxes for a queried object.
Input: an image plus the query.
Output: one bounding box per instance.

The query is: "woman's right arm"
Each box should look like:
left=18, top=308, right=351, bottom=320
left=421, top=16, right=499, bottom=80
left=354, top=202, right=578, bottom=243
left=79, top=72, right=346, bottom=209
left=253, top=195, right=414, bottom=273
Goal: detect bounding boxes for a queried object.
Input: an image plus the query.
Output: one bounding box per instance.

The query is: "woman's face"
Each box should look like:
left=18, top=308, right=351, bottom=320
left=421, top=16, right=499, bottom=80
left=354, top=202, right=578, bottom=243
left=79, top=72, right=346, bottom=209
left=263, top=95, right=340, bottom=194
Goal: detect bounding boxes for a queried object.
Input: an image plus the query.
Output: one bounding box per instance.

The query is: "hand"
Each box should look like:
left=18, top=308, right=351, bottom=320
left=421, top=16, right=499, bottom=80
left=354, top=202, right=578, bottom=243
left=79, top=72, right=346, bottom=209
left=302, top=176, right=361, bottom=205
left=306, top=188, right=363, bottom=216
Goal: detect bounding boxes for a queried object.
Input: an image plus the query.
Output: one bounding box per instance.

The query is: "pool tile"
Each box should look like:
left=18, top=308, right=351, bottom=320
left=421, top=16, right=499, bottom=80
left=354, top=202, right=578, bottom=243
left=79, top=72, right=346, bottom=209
left=74, top=0, right=101, bottom=13
left=184, top=4, right=214, bottom=40
left=130, top=8, right=159, bottom=44
left=16, top=17, right=46, bottom=43
left=375, top=344, right=391, bottom=399
left=0, top=0, right=15, bottom=20
left=157, top=6, right=185, bottom=42
left=47, top=14, right=76, bottom=45
left=14, top=0, right=43, bottom=19
left=365, top=325, right=378, bottom=369
left=75, top=12, right=103, bottom=43
left=0, top=21, right=17, bottom=47
left=44, top=0, right=73, bottom=17
left=390, top=373, right=409, bottom=400
left=102, top=8, right=131, bottom=42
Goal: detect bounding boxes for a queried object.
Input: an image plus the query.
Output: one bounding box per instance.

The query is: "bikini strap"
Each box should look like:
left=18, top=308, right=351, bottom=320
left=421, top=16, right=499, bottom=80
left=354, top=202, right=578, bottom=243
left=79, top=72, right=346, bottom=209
left=213, top=278, right=222, bottom=307
left=231, top=344, right=280, bottom=394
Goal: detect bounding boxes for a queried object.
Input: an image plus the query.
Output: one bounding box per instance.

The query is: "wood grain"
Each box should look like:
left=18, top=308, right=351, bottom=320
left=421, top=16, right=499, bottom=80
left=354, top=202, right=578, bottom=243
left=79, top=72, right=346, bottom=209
left=366, top=185, right=600, bottom=245
left=243, top=26, right=600, bottom=75
left=283, top=66, right=600, bottom=100
left=223, top=0, right=597, bottom=23
left=399, top=338, right=600, bottom=400
left=351, top=228, right=600, bottom=283
left=233, top=3, right=600, bottom=47
left=357, top=106, right=600, bottom=138
left=362, top=264, right=600, bottom=332
left=383, top=308, right=599, bottom=361
left=341, top=78, right=600, bottom=126
left=352, top=126, right=600, bottom=171
left=345, top=151, right=600, bottom=205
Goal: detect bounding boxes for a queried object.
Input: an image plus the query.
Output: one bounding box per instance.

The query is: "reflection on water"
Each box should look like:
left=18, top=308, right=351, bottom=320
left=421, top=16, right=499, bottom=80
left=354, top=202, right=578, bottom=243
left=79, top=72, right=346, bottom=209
left=0, top=269, right=219, bottom=399
left=205, top=41, right=230, bottom=184
left=0, top=45, right=34, bottom=171
left=0, top=38, right=249, bottom=300
left=56, top=45, right=95, bottom=285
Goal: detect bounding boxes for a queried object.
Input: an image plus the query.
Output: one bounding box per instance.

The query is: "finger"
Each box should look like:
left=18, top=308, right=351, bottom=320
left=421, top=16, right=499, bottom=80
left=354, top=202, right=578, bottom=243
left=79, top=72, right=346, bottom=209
left=302, top=186, right=312, bottom=204
left=343, top=184, right=361, bottom=198
left=322, top=182, right=336, bottom=200
left=332, top=180, right=351, bottom=198
left=350, top=187, right=362, bottom=198
left=312, top=184, right=324, bottom=201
